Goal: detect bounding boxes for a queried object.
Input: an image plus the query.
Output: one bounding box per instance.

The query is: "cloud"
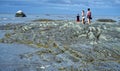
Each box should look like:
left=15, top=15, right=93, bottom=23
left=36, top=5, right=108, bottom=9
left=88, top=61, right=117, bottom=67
left=0, top=0, right=119, bottom=8
left=115, top=0, right=120, bottom=4
left=90, top=0, right=120, bottom=8
left=42, top=0, right=72, bottom=4
left=0, top=0, right=119, bottom=14
left=38, top=0, right=119, bottom=8
left=0, top=0, right=30, bottom=6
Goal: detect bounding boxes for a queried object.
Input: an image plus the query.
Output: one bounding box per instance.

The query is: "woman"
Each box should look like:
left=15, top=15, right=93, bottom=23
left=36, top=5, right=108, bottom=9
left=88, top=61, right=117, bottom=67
left=82, top=10, right=85, bottom=24
left=87, top=8, right=92, bottom=24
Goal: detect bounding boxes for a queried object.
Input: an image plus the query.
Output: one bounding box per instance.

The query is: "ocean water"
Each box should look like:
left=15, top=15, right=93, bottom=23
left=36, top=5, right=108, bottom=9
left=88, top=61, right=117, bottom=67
left=0, top=14, right=75, bottom=25
left=0, top=14, right=119, bottom=25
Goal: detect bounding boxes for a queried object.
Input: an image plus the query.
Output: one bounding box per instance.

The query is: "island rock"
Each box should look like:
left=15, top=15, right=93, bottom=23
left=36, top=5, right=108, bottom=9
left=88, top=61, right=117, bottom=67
left=15, top=10, right=26, bottom=17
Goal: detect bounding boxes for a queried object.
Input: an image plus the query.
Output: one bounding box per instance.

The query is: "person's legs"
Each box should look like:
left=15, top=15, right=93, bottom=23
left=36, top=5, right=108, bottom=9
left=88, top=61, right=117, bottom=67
left=83, top=18, right=85, bottom=24
left=82, top=18, right=84, bottom=24
left=88, top=18, right=90, bottom=24
left=87, top=18, right=89, bottom=24
left=89, top=19, right=91, bottom=24
left=82, top=17, right=85, bottom=24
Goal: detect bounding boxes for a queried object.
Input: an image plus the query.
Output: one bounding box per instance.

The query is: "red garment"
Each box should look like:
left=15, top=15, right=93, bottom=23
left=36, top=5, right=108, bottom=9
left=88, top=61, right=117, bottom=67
left=87, top=11, right=92, bottom=19
left=87, top=11, right=91, bottom=17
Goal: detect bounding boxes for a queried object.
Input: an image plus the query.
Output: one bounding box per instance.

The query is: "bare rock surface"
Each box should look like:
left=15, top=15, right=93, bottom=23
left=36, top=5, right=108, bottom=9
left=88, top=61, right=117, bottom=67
left=0, top=21, right=120, bottom=71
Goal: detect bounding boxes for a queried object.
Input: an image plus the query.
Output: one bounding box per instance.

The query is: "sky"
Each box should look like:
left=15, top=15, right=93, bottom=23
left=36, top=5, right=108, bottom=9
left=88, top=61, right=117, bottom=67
left=0, top=0, right=120, bottom=16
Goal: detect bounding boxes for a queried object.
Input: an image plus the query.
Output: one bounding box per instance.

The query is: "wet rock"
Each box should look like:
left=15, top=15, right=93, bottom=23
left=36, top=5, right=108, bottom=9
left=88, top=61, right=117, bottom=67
left=86, top=26, right=101, bottom=41
left=0, top=21, right=120, bottom=71
left=97, top=19, right=116, bottom=22
left=33, top=19, right=56, bottom=22
left=58, top=67, right=66, bottom=70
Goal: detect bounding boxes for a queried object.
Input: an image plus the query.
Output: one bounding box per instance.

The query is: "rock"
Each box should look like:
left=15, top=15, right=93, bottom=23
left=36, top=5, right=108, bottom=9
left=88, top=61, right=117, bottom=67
left=58, top=67, right=66, bottom=70
left=95, top=27, right=102, bottom=40
left=15, top=10, right=26, bottom=17
left=97, top=19, right=116, bottom=22
left=1, top=21, right=120, bottom=71
left=86, top=26, right=102, bottom=41
left=33, top=19, right=55, bottom=22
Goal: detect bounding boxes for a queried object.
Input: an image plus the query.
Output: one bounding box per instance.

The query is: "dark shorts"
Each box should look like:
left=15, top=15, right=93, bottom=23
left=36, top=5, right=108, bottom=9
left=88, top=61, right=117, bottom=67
left=87, top=16, right=92, bottom=19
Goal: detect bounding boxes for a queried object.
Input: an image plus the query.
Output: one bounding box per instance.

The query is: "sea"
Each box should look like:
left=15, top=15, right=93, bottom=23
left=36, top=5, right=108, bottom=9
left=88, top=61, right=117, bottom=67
left=0, top=14, right=120, bottom=25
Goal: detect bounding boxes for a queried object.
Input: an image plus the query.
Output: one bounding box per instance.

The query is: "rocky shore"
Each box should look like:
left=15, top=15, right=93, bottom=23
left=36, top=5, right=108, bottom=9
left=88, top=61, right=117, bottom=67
left=0, top=20, right=120, bottom=71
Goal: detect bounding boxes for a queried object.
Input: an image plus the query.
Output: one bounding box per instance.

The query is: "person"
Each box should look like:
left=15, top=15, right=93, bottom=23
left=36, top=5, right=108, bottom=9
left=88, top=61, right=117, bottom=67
left=82, top=10, right=85, bottom=24
left=76, top=14, right=80, bottom=22
left=87, top=8, right=92, bottom=24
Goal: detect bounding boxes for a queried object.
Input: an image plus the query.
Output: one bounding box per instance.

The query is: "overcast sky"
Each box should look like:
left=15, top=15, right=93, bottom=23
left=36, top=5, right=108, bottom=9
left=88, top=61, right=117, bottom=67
left=0, top=0, right=120, bottom=16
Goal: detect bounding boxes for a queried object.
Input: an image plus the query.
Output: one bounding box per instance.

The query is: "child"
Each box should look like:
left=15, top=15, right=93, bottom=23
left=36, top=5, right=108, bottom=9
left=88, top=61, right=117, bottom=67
left=76, top=14, right=80, bottom=22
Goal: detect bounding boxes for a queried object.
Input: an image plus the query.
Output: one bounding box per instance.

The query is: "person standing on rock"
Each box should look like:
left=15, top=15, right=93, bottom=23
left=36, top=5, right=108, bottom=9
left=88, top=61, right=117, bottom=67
left=87, top=8, right=92, bottom=24
left=82, top=10, right=85, bottom=24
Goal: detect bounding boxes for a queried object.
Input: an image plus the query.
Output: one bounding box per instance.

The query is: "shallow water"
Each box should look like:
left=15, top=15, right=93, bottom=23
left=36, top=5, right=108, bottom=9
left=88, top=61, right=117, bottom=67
left=0, top=14, right=119, bottom=25
left=0, top=30, right=6, bottom=38
left=0, top=43, right=41, bottom=71
left=0, top=14, right=74, bottom=25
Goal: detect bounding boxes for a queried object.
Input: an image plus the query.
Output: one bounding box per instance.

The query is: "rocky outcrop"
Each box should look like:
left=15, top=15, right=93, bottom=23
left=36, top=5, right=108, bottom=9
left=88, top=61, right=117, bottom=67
left=97, top=19, right=116, bottom=22
left=0, top=21, right=120, bottom=71
left=15, top=10, right=26, bottom=17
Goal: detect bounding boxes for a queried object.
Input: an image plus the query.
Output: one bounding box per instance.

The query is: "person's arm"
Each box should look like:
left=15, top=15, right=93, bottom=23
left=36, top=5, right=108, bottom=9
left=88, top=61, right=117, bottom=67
left=86, top=11, right=88, bottom=17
